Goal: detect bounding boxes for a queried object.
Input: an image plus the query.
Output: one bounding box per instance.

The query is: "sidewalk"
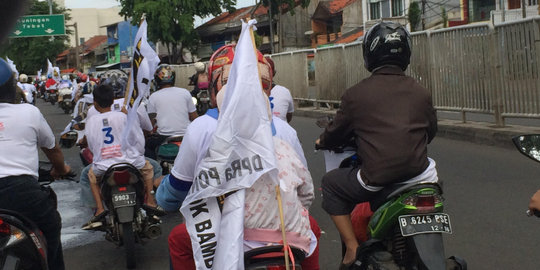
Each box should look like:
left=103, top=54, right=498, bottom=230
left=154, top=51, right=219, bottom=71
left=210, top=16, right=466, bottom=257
left=294, top=107, right=540, bottom=149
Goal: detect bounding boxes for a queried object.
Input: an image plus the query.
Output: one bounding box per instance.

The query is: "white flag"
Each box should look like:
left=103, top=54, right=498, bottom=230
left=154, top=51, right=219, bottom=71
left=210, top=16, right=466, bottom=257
left=46, top=59, right=53, bottom=77
left=6, top=57, right=18, bottom=78
left=179, top=19, right=278, bottom=270
left=122, top=19, right=159, bottom=153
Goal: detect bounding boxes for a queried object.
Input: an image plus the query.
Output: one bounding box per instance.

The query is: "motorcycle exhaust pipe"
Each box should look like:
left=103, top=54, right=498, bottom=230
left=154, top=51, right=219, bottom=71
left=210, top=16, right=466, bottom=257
left=144, top=224, right=161, bottom=239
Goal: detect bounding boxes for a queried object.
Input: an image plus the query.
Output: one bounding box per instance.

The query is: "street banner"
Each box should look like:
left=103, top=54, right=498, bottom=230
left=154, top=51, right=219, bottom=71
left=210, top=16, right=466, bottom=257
left=179, top=19, right=278, bottom=270
left=121, top=19, right=159, bottom=153
left=9, top=14, right=66, bottom=38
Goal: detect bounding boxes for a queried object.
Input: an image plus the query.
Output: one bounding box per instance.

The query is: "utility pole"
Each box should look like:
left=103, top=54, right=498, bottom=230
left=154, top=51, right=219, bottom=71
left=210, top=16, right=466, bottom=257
left=47, top=0, right=52, bottom=15
left=521, top=0, right=526, bottom=18
left=67, top=23, right=80, bottom=71
left=421, top=0, right=426, bottom=30
left=269, top=0, right=274, bottom=54
left=500, top=0, right=506, bottom=22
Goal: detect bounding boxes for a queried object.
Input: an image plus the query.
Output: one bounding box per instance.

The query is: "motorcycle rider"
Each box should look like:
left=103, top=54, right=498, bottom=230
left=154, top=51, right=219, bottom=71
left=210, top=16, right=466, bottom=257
left=19, top=74, right=37, bottom=105
left=315, top=22, right=438, bottom=269
left=81, top=83, right=165, bottom=230
left=188, top=61, right=209, bottom=97
left=0, top=58, right=72, bottom=270
left=144, top=64, right=198, bottom=159
left=156, top=45, right=320, bottom=270
left=265, top=57, right=294, bottom=123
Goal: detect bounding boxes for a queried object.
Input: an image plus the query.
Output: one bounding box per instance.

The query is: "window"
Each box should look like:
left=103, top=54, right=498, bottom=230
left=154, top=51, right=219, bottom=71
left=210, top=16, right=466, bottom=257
left=370, top=2, right=381, bottom=20
left=528, top=0, right=538, bottom=5
left=79, top=37, right=85, bottom=45
left=391, top=0, right=404, bottom=16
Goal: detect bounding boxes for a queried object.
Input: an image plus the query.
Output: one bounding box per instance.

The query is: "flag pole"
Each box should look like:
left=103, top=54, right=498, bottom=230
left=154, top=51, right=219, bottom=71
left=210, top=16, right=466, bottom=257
left=246, top=17, right=291, bottom=270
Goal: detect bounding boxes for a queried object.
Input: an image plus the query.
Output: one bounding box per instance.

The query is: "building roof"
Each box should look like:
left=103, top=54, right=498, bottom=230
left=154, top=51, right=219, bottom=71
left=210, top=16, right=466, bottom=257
left=312, top=0, right=357, bottom=20
left=80, top=35, right=107, bottom=56
left=333, top=27, right=363, bottom=44
left=200, top=5, right=269, bottom=28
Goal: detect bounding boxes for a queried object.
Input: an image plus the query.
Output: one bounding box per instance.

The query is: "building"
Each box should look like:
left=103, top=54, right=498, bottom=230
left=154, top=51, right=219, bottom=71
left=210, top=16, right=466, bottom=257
left=98, top=20, right=139, bottom=70
left=195, top=2, right=313, bottom=59
left=56, top=35, right=108, bottom=73
left=66, top=7, right=123, bottom=48
left=310, top=0, right=364, bottom=47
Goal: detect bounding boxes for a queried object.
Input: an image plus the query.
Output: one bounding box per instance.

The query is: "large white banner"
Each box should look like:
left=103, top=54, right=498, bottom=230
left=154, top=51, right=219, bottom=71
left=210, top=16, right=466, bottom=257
left=179, top=19, right=278, bottom=270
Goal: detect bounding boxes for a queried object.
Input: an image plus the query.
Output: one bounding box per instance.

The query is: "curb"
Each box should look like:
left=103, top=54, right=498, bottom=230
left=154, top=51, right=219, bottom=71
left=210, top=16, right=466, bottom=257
left=294, top=108, right=540, bottom=149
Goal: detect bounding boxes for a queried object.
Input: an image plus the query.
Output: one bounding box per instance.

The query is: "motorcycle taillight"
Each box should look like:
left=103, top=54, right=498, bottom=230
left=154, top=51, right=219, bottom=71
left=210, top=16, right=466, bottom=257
left=113, top=170, right=131, bottom=185
left=0, top=218, right=10, bottom=235
left=402, top=194, right=442, bottom=212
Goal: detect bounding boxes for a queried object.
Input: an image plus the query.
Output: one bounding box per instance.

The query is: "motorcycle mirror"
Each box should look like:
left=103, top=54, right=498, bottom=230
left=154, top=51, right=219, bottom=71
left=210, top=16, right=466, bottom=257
left=192, top=97, right=198, bottom=106
left=512, top=134, right=540, bottom=163
left=316, top=116, right=334, bottom=128
left=59, top=131, right=78, bottom=149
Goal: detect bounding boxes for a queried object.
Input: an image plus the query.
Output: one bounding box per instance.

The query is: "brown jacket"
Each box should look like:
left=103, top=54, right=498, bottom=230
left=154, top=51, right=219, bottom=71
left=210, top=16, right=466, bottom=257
left=319, top=66, right=437, bottom=186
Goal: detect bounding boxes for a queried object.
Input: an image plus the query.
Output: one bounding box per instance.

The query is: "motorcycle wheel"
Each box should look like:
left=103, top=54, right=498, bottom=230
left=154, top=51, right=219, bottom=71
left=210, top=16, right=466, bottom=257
left=63, top=107, right=70, bottom=114
left=122, top=222, right=136, bottom=269
left=50, top=99, right=55, bottom=105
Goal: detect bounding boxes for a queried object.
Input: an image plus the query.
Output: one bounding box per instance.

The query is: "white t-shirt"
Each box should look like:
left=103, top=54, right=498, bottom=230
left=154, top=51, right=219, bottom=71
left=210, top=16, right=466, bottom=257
left=0, top=103, right=56, bottom=178
left=87, top=98, right=153, bottom=132
left=20, top=83, right=37, bottom=104
left=270, top=85, right=294, bottom=122
left=85, top=111, right=146, bottom=175
left=171, top=114, right=307, bottom=182
left=147, top=87, right=196, bottom=136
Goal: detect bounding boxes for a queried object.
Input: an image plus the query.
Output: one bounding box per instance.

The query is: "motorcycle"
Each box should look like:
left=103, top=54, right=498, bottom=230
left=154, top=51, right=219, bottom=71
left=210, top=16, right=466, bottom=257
left=0, top=162, right=76, bottom=270
left=47, top=89, right=57, bottom=105
left=57, top=86, right=73, bottom=114
left=97, top=163, right=162, bottom=269
left=155, top=135, right=183, bottom=175
left=512, top=134, right=540, bottom=218
left=315, top=117, right=466, bottom=270
left=195, top=90, right=210, bottom=115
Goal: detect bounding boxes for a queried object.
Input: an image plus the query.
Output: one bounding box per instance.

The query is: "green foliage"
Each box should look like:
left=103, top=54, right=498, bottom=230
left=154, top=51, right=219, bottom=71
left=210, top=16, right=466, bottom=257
left=261, top=0, right=310, bottom=16
left=118, top=0, right=237, bottom=63
left=408, top=1, right=421, bottom=32
left=0, top=0, right=71, bottom=74
left=441, top=7, right=448, bottom=28
left=253, top=31, right=263, bottom=48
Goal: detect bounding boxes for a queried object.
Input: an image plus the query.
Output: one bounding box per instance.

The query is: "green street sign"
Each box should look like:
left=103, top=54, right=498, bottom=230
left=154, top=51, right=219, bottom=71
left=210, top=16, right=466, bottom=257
left=9, top=14, right=66, bottom=38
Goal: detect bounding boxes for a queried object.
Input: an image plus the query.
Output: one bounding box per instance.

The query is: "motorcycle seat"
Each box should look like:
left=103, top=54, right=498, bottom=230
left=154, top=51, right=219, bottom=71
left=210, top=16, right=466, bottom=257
left=244, top=245, right=305, bottom=265
left=101, top=163, right=142, bottom=186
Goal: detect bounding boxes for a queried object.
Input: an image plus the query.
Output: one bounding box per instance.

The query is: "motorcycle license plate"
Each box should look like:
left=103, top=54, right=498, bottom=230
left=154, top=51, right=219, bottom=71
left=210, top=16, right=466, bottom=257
left=398, top=213, right=452, bottom=236
left=112, top=192, right=136, bottom=208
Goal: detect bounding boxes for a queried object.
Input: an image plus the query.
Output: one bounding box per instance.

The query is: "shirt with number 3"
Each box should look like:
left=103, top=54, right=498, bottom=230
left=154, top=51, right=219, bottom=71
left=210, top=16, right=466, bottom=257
left=85, top=111, right=146, bottom=174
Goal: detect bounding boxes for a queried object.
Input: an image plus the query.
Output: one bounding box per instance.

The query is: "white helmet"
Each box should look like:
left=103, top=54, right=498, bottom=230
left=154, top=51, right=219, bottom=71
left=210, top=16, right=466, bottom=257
left=194, top=62, right=206, bottom=73
left=62, top=74, right=69, bottom=80
left=41, top=75, right=46, bottom=81
left=19, top=74, right=28, bottom=83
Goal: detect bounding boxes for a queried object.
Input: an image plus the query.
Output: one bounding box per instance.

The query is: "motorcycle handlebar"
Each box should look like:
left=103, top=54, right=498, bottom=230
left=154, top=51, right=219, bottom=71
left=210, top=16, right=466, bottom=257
left=38, top=162, right=78, bottom=184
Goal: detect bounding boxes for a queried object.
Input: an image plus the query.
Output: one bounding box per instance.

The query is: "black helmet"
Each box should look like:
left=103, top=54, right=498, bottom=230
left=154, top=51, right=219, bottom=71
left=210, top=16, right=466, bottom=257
left=102, top=74, right=127, bottom=98
left=59, top=131, right=78, bottom=148
left=363, top=21, right=411, bottom=72
left=0, top=59, right=12, bottom=86
left=154, top=64, right=175, bottom=87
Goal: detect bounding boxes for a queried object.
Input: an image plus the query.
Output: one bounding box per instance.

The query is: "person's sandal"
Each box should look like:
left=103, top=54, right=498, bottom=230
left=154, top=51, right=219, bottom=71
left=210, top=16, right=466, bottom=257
left=81, top=210, right=109, bottom=230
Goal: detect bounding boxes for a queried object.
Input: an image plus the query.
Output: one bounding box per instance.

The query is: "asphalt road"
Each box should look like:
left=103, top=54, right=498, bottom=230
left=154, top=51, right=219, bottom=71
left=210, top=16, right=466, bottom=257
left=36, top=98, right=540, bottom=270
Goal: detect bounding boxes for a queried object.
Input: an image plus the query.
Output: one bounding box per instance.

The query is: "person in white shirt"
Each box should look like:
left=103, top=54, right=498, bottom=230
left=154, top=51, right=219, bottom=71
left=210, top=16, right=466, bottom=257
left=156, top=45, right=320, bottom=270
left=145, top=64, right=198, bottom=159
left=18, top=73, right=37, bottom=105
left=82, top=83, right=164, bottom=230
left=0, top=58, right=72, bottom=270
left=265, top=57, right=294, bottom=122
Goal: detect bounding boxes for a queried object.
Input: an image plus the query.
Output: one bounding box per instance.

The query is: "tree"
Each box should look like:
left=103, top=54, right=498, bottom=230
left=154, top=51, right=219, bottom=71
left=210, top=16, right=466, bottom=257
left=441, top=7, right=448, bottom=28
left=408, top=1, right=421, bottom=32
left=118, top=0, right=236, bottom=64
left=0, top=0, right=71, bottom=75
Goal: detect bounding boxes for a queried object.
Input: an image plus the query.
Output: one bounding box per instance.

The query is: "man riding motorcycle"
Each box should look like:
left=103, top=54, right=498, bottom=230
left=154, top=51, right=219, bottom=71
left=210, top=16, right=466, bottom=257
left=315, top=22, right=438, bottom=269
left=19, top=73, right=37, bottom=105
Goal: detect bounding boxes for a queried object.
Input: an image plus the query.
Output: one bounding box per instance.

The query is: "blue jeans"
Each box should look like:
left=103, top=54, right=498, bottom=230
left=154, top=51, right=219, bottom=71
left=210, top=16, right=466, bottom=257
left=0, top=175, right=65, bottom=270
left=80, top=157, right=162, bottom=208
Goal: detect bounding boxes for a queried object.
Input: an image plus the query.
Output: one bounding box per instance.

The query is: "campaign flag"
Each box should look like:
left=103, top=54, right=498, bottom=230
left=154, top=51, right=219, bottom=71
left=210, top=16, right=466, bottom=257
left=121, top=19, right=159, bottom=152
left=179, top=19, right=278, bottom=270
left=37, top=69, right=42, bottom=79
left=46, top=59, right=53, bottom=77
